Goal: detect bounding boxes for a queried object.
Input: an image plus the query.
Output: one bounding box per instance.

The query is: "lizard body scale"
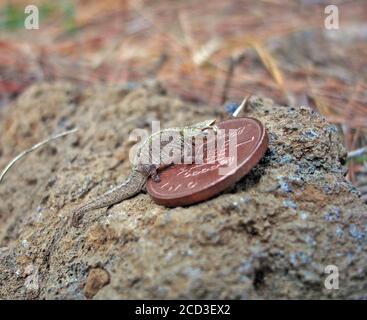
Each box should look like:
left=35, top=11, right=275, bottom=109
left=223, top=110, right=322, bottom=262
left=72, top=119, right=217, bottom=227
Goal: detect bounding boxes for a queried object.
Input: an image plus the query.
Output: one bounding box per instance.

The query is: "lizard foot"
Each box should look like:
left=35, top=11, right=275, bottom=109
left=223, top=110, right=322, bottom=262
left=71, top=211, right=83, bottom=228
left=149, top=164, right=161, bottom=183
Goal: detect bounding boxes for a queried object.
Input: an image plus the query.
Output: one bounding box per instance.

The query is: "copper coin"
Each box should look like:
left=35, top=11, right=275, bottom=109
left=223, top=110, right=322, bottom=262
left=146, top=117, right=268, bottom=207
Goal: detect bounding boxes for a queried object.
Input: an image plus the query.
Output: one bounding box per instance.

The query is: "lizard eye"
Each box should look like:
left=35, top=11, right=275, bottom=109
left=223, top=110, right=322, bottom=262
left=203, top=124, right=217, bottom=133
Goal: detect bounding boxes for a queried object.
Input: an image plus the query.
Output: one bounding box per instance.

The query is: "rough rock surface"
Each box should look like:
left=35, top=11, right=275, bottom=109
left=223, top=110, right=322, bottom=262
left=0, top=82, right=366, bottom=299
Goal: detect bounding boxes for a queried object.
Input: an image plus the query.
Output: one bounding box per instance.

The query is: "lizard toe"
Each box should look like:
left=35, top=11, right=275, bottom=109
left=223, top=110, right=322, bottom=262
left=152, top=175, right=161, bottom=183
left=71, top=211, right=83, bottom=228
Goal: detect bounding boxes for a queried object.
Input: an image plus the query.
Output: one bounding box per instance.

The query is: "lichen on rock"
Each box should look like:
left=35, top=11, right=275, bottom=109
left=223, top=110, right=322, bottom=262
left=0, top=82, right=366, bottom=299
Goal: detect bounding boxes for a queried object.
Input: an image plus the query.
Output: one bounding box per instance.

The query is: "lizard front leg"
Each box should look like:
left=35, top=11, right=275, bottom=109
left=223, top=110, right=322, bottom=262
left=149, top=164, right=161, bottom=183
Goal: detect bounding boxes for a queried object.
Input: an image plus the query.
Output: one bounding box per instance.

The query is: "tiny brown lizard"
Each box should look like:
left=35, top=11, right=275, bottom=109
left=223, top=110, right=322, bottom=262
left=72, top=119, right=217, bottom=227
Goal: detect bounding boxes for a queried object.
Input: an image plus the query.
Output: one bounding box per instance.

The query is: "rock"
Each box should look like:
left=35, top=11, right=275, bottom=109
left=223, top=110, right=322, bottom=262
left=84, top=267, right=110, bottom=299
left=0, top=82, right=366, bottom=299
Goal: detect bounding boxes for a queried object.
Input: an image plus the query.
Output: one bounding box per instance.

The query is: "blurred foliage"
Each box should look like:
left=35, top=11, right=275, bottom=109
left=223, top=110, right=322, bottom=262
left=352, top=155, right=367, bottom=165
left=0, top=3, right=24, bottom=30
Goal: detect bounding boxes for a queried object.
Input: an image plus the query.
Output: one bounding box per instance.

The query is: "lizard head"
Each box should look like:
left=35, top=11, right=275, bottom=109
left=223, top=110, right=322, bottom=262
left=184, top=119, right=217, bottom=137
left=185, top=119, right=217, bottom=137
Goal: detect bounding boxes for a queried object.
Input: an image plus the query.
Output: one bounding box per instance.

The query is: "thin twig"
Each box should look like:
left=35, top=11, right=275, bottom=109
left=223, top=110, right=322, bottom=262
left=348, top=146, right=367, bottom=159
left=232, top=95, right=251, bottom=117
left=147, top=53, right=169, bottom=77
left=221, top=53, right=246, bottom=105
left=0, top=128, right=78, bottom=184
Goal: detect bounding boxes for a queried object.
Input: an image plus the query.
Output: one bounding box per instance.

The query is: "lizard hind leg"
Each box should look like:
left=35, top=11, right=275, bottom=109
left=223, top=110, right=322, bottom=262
left=71, top=209, right=84, bottom=228
left=71, top=170, right=148, bottom=227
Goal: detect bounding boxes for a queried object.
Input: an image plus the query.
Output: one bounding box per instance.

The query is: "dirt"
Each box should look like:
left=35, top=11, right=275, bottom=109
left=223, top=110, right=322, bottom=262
left=0, top=82, right=366, bottom=299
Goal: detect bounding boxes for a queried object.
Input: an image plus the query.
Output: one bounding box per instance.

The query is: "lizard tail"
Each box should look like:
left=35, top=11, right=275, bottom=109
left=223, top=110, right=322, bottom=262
left=72, top=170, right=147, bottom=227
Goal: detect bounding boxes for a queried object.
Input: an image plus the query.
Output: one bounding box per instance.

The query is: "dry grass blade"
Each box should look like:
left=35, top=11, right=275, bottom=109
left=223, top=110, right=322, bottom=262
left=311, top=93, right=333, bottom=118
left=232, top=95, right=251, bottom=117
left=348, top=146, right=367, bottom=158
left=0, top=128, right=78, bottom=184
left=192, top=38, right=222, bottom=66
left=250, top=40, right=285, bottom=92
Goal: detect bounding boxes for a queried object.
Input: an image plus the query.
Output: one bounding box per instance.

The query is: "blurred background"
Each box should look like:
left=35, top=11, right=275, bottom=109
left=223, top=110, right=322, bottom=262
left=0, top=0, right=366, bottom=200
